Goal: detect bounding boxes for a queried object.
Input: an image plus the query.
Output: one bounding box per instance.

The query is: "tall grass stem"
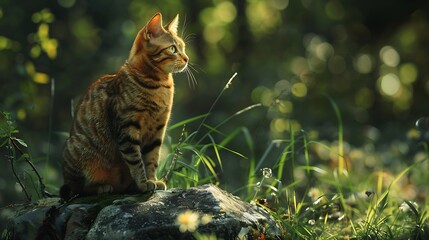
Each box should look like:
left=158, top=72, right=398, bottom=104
left=46, top=79, right=55, bottom=176
left=191, top=72, right=237, bottom=143
left=327, top=96, right=345, bottom=176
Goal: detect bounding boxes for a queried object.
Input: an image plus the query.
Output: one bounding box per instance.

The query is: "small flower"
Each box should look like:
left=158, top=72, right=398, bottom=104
left=201, top=214, right=213, bottom=225
left=399, top=201, right=419, bottom=212
left=308, top=187, right=321, bottom=202
left=308, top=219, right=316, bottom=225
left=261, top=168, right=272, bottom=178
left=254, top=181, right=262, bottom=192
left=176, top=210, right=200, bottom=233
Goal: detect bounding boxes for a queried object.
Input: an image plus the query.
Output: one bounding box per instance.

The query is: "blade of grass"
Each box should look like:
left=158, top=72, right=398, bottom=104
left=196, top=103, right=262, bottom=145
left=191, top=72, right=237, bottom=143
left=218, top=127, right=245, bottom=146
left=216, top=145, right=247, bottom=159
left=169, top=114, right=209, bottom=131
left=176, top=160, right=199, bottom=173
left=404, top=200, right=420, bottom=220
left=254, top=139, right=288, bottom=174
left=208, top=134, right=223, bottom=171
left=200, top=155, right=218, bottom=182
left=276, top=146, right=291, bottom=180
left=290, top=127, right=295, bottom=183
left=173, top=171, right=198, bottom=183
left=45, top=79, right=55, bottom=175
left=200, top=123, right=225, bottom=136
left=327, top=96, right=345, bottom=176
left=302, top=130, right=311, bottom=176
left=295, top=165, right=328, bottom=174
left=188, top=145, right=219, bottom=182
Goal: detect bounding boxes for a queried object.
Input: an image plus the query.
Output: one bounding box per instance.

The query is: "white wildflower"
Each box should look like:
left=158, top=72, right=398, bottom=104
left=399, top=201, right=419, bottom=212
left=200, top=214, right=213, bottom=225
left=262, top=168, right=272, bottom=178
left=176, top=210, right=200, bottom=233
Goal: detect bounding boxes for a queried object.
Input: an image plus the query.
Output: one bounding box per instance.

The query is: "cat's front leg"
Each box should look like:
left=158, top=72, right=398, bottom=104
left=117, top=131, right=155, bottom=193
left=141, top=139, right=167, bottom=190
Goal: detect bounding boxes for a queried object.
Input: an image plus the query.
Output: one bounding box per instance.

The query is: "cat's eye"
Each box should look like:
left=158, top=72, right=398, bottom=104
left=168, top=45, right=177, bottom=54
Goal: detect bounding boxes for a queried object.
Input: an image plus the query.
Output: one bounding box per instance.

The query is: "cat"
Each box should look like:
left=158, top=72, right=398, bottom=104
left=60, top=13, right=188, bottom=200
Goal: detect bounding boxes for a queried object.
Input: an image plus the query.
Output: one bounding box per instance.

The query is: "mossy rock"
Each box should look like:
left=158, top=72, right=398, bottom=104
left=2, top=184, right=281, bottom=239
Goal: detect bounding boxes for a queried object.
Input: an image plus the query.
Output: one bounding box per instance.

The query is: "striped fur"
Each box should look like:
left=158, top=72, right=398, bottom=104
left=61, top=13, right=188, bottom=199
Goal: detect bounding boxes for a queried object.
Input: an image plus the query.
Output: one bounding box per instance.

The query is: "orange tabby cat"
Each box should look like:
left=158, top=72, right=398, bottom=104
left=61, top=13, right=188, bottom=199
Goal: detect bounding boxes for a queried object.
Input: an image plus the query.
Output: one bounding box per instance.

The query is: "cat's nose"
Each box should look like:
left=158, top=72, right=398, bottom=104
left=182, top=54, right=189, bottom=63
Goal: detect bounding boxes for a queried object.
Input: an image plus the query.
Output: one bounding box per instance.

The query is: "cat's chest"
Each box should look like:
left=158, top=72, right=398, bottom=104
left=143, top=86, right=173, bottom=113
left=154, top=86, right=174, bottom=105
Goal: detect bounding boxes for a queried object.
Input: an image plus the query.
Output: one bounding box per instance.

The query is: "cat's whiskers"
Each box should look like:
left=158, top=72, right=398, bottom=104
left=173, top=15, right=196, bottom=88
left=180, top=15, right=188, bottom=39
left=184, top=65, right=197, bottom=89
left=179, top=15, right=195, bottom=46
left=183, top=33, right=196, bottom=45
left=187, top=62, right=200, bottom=74
left=172, top=59, right=195, bottom=89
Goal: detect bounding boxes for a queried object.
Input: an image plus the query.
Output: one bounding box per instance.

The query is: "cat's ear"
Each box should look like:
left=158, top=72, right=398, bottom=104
left=145, top=13, right=164, bottom=39
left=165, top=14, right=179, bottom=35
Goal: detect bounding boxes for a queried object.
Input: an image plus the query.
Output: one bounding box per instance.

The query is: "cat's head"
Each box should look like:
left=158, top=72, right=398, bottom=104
left=128, top=13, right=189, bottom=75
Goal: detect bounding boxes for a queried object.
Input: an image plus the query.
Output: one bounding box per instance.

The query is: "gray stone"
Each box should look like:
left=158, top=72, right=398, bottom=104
left=2, top=184, right=281, bottom=239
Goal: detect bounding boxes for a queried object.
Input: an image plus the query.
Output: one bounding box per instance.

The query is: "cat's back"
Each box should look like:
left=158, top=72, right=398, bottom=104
left=69, top=73, right=120, bottom=141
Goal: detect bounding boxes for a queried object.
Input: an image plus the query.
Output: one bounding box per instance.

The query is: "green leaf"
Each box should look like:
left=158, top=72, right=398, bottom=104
left=168, top=114, right=209, bottom=131
left=216, top=145, right=247, bottom=159
left=172, top=171, right=198, bottom=182
left=13, top=138, right=28, bottom=148
left=377, top=191, right=389, bottom=214
left=219, top=127, right=242, bottom=146
left=0, top=111, right=18, bottom=138
left=208, top=134, right=223, bottom=171
left=404, top=200, right=419, bottom=219
left=176, top=160, right=199, bottom=173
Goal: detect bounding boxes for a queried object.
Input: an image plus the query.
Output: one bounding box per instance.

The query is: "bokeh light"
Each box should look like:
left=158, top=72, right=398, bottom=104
left=399, top=63, right=418, bottom=84
left=378, top=73, right=401, bottom=97
left=354, top=54, right=374, bottom=74
left=214, top=1, right=237, bottom=23
left=325, top=0, right=345, bottom=20
left=291, top=82, right=307, bottom=98
left=246, top=0, right=281, bottom=36
left=268, top=0, right=289, bottom=10
left=379, top=46, right=400, bottom=67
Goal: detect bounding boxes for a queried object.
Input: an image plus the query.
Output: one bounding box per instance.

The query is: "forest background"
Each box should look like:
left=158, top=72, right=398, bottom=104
left=1, top=0, right=429, bottom=210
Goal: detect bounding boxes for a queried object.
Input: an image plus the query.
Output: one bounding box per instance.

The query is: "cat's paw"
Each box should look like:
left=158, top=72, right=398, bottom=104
left=154, top=180, right=167, bottom=191
left=96, top=185, right=113, bottom=193
left=137, top=180, right=156, bottom=193
left=138, top=180, right=167, bottom=193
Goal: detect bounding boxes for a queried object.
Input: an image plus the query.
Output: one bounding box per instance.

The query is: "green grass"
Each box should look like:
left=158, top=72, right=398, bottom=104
left=160, top=114, right=429, bottom=239
left=1, top=73, right=429, bottom=239
left=156, top=75, right=429, bottom=239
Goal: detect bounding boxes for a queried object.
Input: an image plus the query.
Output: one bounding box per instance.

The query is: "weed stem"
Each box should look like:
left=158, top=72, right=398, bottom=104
left=191, top=72, right=238, bottom=143
left=8, top=139, right=31, bottom=201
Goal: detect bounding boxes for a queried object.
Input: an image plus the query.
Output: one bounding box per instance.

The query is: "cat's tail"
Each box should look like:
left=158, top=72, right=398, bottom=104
left=59, top=184, right=72, bottom=201
left=59, top=178, right=83, bottom=201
